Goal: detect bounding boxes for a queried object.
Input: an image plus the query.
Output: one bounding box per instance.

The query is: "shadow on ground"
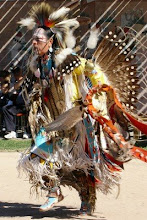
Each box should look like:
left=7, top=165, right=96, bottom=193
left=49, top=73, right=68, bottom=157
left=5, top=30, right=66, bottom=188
left=0, top=201, right=107, bottom=220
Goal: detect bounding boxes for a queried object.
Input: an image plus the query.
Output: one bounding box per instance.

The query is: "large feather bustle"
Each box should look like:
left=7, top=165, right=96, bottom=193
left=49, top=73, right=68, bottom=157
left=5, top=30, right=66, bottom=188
left=93, top=28, right=139, bottom=113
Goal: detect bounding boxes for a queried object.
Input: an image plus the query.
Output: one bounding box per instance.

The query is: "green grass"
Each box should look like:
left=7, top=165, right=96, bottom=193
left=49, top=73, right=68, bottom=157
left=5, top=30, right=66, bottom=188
left=0, top=139, right=31, bottom=151
left=0, top=138, right=146, bottom=152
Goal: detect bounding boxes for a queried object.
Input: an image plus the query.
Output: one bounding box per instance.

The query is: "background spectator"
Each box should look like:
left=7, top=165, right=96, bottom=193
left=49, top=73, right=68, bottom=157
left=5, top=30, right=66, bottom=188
left=0, top=71, right=12, bottom=131
left=0, top=68, right=29, bottom=139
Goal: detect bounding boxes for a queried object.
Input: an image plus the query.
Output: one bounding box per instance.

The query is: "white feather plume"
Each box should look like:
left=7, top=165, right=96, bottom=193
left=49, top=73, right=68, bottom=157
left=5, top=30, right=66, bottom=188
left=65, top=29, right=77, bottom=48
left=18, top=17, right=36, bottom=30
left=55, top=18, right=79, bottom=29
left=87, top=28, right=99, bottom=49
left=55, top=48, right=73, bottom=66
left=49, top=7, right=70, bottom=20
left=53, top=19, right=79, bottom=48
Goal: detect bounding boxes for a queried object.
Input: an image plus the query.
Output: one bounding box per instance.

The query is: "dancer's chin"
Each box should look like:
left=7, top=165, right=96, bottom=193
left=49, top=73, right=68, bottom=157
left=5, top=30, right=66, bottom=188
left=34, top=48, right=39, bottom=55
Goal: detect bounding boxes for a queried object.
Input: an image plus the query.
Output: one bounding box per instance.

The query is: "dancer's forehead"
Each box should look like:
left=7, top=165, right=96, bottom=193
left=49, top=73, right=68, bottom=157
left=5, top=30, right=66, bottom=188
left=33, top=28, right=47, bottom=43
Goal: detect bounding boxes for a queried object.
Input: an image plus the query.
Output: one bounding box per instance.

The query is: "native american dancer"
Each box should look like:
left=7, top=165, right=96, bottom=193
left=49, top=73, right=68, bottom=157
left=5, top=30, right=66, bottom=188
left=17, top=1, right=147, bottom=215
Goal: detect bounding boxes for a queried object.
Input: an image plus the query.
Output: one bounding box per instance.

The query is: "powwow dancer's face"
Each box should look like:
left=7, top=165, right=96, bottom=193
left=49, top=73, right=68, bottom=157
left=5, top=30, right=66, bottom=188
left=32, top=28, right=53, bottom=56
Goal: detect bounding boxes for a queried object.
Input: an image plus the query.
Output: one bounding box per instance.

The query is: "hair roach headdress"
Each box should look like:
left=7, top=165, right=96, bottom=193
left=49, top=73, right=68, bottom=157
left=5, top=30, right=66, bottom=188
left=18, top=1, right=80, bottom=49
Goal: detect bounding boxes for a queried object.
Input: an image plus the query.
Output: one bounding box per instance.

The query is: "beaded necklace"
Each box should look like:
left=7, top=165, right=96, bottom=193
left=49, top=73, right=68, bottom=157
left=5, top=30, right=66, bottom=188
left=38, top=52, right=55, bottom=83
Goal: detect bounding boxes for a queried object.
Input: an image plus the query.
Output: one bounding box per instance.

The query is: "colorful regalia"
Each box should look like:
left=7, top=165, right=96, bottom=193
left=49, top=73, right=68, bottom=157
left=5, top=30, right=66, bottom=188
left=17, top=1, right=147, bottom=215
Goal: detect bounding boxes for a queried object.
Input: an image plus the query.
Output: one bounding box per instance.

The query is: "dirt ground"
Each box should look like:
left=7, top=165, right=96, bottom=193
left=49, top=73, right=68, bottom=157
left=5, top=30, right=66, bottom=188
left=0, top=152, right=147, bottom=220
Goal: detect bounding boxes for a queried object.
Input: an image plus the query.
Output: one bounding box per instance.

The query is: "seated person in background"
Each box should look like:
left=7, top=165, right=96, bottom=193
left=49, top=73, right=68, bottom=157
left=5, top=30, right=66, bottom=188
left=11, top=67, right=30, bottom=139
left=0, top=71, right=12, bottom=131
left=1, top=67, right=29, bottom=139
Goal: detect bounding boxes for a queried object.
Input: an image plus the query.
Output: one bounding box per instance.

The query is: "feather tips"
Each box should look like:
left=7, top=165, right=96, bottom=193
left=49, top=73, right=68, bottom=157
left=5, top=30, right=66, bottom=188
left=45, top=106, right=83, bottom=132
left=55, top=18, right=79, bottom=29
left=17, top=17, right=36, bottom=30
left=53, top=19, right=79, bottom=48
left=30, top=2, right=52, bottom=27
left=49, top=7, right=70, bottom=21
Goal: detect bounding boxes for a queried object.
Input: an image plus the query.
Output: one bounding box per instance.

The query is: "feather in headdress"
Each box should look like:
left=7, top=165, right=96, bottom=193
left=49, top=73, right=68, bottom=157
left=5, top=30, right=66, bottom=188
left=53, top=18, right=79, bottom=48
left=18, top=17, right=36, bottom=30
left=30, top=2, right=53, bottom=27
left=49, top=7, right=70, bottom=21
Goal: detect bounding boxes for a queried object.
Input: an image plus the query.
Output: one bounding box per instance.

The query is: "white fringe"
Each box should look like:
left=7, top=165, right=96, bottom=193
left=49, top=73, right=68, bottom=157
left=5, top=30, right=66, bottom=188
left=64, top=74, right=74, bottom=110
left=17, top=153, right=59, bottom=190
left=78, top=73, right=89, bottom=101
left=18, top=121, right=121, bottom=195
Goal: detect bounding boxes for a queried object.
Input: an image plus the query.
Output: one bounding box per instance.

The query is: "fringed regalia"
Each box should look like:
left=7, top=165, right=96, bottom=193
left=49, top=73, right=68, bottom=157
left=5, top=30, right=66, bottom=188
left=17, top=1, right=147, bottom=215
